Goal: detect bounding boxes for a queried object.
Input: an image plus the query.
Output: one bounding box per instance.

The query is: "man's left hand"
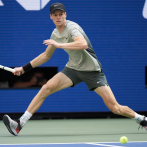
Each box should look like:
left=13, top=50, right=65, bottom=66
left=43, top=39, right=60, bottom=48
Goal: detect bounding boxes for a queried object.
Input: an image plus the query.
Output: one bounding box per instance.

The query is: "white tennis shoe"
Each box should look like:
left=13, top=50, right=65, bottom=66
left=3, top=115, right=22, bottom=136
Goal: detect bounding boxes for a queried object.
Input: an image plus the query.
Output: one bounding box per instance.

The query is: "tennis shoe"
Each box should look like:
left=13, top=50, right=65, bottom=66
left=3, top=115, right=22, bottom=136
left=138, top=117, right=147, bottom=130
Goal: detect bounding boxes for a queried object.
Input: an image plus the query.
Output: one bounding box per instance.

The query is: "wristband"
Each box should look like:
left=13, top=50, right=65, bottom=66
left=22, top=62, right=33, bottom=72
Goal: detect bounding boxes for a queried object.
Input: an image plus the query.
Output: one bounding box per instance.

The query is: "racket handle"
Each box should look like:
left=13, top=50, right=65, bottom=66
left=4, top=67, right=15, bottom=73
left=0, top=65, right=15, bottom=73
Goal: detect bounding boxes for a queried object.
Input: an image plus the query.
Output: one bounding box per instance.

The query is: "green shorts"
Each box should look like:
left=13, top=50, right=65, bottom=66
left=61, top=67, right=108, bottom=91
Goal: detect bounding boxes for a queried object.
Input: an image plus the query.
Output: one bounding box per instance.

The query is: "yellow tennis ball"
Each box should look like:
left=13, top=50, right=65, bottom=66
left=120, top=136, right=128, bottom=144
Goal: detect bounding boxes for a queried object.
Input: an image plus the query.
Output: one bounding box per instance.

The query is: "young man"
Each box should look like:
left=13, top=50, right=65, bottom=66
left=3, top=2, right=147, bottom=136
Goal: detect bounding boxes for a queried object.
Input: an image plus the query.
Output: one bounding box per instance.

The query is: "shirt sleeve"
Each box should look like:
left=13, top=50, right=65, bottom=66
left=68, top=25, right=83, bottom=39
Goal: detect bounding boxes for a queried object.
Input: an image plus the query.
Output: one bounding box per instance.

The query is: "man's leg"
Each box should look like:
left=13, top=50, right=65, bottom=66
left=26, top=72, right=73, bottom=114
left=94, top=85, right=147, bottom=129
left=3, top=72, right=73, bottom=136
left=94, top=85, right=135, bottom=118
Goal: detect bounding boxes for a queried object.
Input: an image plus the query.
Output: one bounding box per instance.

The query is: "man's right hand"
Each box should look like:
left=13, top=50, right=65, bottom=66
left=13, top=67, right=24, bottom=76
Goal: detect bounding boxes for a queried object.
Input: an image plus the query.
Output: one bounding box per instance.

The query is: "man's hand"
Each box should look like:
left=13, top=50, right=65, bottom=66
left=13, top=67, right=24, bottom=76
left=43, top=39, right=60, bottom=48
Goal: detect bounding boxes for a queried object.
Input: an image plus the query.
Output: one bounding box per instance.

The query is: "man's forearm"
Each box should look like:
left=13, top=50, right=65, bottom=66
left=30, top=52, right=50, bottom=68
left=43, top=36, right=88, bottom=50
left=58, top=41, right=87, bottom=50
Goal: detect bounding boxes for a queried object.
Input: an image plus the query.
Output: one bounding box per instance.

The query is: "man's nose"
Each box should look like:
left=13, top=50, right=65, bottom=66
left=57, top=15, right=60, bottom=19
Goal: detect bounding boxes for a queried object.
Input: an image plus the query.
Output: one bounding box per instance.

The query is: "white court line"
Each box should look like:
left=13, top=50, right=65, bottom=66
left=0, top=141, right=147, bottom=145
left=86, top=143, right=125, bottom=147
left=86, top=141, right=147, bottom=143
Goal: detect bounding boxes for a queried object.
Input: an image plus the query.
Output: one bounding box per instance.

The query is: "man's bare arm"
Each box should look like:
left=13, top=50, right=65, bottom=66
left=13, top=45, right=56, bottom=76
left=31, top=45, right=56, bottom=68
left=43, top=36, right=88, bottom=50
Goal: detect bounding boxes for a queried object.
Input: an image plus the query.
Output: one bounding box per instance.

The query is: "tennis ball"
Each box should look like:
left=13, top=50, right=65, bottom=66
left=120, top=136, right=128, bottom=144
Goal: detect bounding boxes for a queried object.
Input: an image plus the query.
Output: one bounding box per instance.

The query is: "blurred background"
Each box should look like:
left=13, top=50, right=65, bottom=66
left=0, top=0, right=147, bottom=119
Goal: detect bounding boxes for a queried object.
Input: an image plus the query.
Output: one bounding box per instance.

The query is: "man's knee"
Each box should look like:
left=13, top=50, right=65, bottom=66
left=41, top=82, right=57, bottom=94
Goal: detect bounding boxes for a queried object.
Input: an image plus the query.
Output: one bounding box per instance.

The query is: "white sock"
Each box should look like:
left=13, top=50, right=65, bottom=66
left=20, top=111, right=32, bottom=127
left=132, top=112, right=145, bottom=124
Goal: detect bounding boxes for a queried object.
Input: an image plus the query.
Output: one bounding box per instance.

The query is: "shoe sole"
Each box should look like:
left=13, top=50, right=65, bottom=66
left=3, top=115, right=18, bottom=136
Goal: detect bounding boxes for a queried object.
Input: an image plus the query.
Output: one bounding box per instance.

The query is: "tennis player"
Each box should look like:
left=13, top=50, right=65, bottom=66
left=3, top=2, right=147, bottom=136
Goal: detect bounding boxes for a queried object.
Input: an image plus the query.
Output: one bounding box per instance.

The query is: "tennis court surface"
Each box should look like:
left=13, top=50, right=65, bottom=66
left=0, top=118, right=146, bottom=147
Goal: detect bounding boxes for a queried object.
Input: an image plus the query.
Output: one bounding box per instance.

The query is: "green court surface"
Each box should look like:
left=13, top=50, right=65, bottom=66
left=0, top=118, right=146, bottom=144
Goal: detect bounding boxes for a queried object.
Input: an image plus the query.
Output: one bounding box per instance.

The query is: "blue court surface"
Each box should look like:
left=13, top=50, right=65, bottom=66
left=0, top=142, right=147, bottom=147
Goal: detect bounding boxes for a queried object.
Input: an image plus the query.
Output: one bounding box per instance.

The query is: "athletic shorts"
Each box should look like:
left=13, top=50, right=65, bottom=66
left=61, top=67, right=108, bottom=91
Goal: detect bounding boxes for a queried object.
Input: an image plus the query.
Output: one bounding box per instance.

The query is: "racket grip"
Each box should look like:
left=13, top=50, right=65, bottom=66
left=4, top=67, right=15, bottom=73
left=3, top=66, right=15, bottom=72
left=0, top=65, right=15, bottom=73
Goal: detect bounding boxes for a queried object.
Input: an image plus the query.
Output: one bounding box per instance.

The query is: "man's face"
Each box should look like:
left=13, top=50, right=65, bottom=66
left=50, top=10, right=66, bottom=27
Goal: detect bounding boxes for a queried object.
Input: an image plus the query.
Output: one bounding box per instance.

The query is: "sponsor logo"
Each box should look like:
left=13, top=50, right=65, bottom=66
left=0, top=0, right=4, bottom=6
left=143, top=0, right=147, bottom=19
left=54, top=5, right=58, bottom=7
left=97, top=81, right=101, bottom=83
left=137, top=118, right=142, bottom=122
left=0, top=0, right=51, bottom=10
left=20, top=114, right=25, bottom=119
left=16, top=0, right=50, bottom=11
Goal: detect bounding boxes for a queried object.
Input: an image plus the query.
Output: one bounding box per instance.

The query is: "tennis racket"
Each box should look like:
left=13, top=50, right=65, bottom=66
left=0, top=65, right=15, bottom=73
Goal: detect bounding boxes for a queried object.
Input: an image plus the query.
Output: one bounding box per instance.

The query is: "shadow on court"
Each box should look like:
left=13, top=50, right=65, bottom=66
left=0, top=119, right=146, bottom=144
left=0, top=132, right=146, bottom=138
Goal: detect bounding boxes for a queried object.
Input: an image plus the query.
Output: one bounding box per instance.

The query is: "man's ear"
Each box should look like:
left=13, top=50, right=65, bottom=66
left=65, top=12, right=67, bottom=18
left=50, top=14, right=52, bottom=20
